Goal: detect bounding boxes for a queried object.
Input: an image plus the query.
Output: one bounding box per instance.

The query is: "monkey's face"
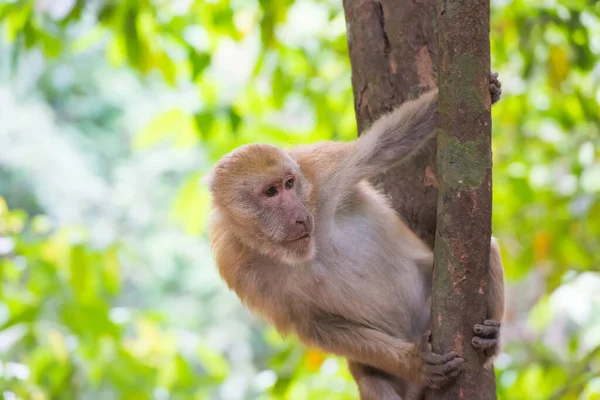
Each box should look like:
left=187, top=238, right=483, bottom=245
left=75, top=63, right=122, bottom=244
left=252, top=170, right=314, bottom=245
left=207, top=144, right=316, bottom=263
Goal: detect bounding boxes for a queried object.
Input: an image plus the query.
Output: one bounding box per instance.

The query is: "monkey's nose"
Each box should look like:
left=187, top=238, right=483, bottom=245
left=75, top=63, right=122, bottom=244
left=297, top=215, right=313, bottom=234
left=295, top=218, right=310, bottom=233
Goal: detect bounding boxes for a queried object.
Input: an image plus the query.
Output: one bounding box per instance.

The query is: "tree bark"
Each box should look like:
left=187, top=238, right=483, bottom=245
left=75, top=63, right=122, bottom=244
left=342, top=0, right=439, bottom=247
left=427, top=0, right=496, bottom=399
left=343, top=0, right=497, bottom=398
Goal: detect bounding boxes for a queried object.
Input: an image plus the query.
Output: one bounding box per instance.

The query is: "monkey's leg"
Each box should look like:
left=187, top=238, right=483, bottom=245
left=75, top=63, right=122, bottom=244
left=472, top=237, right=505, bottom=367
left=348, top=361, right=404, bottom=400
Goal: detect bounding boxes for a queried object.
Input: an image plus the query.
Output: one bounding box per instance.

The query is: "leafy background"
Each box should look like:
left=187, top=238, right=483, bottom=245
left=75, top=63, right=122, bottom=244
left=0, top=0, right=599, bottom=399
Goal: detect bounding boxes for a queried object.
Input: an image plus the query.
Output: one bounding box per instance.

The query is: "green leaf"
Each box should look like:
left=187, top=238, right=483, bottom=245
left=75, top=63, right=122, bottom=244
left=228, top=107, right=242, bottom=133
left=133, top=109, right=188, bottom=149
left=197, top=341, right=229, bottom=381
left=40, top=32, right=62, bottom=58
left=194, top=110, right=215, bottom=139
left=71, top=26, right=105, bottom=53
left=0, top=306, right=39, bottom=331
left=61, top=301, right=119, bottom=338
left=97, top=1, right=118, bottom=23
left=70, top=244, right=91, bottom=302
left=123, top=6, right=142, bottom=69
left=189, top=50, right=211, bottom=80
left=3, top=1, right=32, bottom=42
left=170, top=173, right=210, bottom=235
left=106, top=34, right=126, bottom=66
left=102, top=245, right=121, bottom=295
left=158, top=54, right=178, bottom=85
left=272, top=66, right=287, bottom=109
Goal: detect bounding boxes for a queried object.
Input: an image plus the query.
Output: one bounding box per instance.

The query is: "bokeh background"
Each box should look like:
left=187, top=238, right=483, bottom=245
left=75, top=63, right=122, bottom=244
left=0, top=0, right=599, bottom=399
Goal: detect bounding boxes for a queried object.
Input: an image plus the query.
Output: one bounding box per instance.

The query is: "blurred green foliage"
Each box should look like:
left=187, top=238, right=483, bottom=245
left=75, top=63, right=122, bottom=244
left=0, top=0, right=599, bottom=399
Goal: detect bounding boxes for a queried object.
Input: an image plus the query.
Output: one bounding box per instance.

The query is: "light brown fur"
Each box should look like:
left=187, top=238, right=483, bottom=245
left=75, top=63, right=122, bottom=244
left=206, top=77, right=504, bottom=399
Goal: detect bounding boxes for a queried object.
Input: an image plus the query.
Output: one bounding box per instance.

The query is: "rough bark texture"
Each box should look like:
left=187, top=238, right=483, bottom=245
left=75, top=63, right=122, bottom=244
left=343, top=0, right=439, bottom=246
left=344, top=0, right=497, bottom=398
left=427, top=0, right=496, bottom=399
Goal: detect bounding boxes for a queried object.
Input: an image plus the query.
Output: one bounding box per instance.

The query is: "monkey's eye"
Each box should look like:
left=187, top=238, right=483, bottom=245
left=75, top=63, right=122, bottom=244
left=284, top=177, right=294, bottom=189
left=264, top=186, right=278, bottom=197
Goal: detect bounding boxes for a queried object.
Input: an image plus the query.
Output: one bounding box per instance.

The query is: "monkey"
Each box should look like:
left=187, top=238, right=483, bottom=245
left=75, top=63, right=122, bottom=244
left=205, top=73, right=504, bottom=399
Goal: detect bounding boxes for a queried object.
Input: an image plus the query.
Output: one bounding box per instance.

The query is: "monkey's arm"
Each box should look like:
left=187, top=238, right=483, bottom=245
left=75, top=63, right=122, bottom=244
left=290, top=73, right=501, bottom=222
left=353, top=90, right=439, bottom=179
left=305, top=90, right=439, bottom=219
left=343, top=71, right=502, bottom=193
left=349, top=72, right=502, bottom=188
left=352, top=71, right=502, bottom=184
left=289, top=90, right=440, bottom=223
left=295, top=311, right=464, bottom=389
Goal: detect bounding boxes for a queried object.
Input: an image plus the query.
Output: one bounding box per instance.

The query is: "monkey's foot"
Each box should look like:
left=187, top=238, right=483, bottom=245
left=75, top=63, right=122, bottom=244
left=471, top=319, right=500, bottom=352
left=490, top=72, right=502, bottom=104
left=415, top=330, right=464, bottom=390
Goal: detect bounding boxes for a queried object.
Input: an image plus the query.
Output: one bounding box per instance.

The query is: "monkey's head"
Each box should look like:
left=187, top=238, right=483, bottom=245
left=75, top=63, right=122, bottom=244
left=206, top=144, right=316, bottom=264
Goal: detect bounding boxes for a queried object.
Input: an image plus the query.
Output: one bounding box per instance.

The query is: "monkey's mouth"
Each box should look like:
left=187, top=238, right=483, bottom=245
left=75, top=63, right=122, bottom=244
left=288, top=233, right=310, bottom=243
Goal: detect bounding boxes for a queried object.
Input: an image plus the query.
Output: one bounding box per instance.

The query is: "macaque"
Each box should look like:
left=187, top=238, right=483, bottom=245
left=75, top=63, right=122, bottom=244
left=205, top=74, right=504, bottom=399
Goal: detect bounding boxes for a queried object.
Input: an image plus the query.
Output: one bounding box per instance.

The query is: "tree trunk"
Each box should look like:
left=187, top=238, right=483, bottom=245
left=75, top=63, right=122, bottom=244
left=342, top=0, right=439, bottom=247
left=343, top=0, right=497, bottom=398
left=427, top=0, right=496, bottom=399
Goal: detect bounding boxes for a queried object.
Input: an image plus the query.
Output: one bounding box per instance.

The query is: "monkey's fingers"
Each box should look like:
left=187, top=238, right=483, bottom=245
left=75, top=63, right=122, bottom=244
left=489, top=72, right=502, bottom=104
left=473, top=323, right=499, bottom=338
left=424, top=358, right=464, bottom=389
left=489, top=72, right=501, bottom=87
left=484, top=319, right=501, bottom=327
left=422, top=351, right=459, bottom=365
left=471, top=337, right=497, bottom=350
left=427, top=358, right=465, bottom=375
left=490, top=85, right=502, bottom=104
left=490, top=83, right=502, bottom=92
left=427, top=370, right=461, bottom=390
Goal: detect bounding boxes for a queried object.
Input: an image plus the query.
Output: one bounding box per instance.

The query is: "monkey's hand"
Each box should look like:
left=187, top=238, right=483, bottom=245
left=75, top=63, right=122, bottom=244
left=410, top=330, right=464, bottom=389
left=472, top=319, right=501, bottom=369
left=490, top=72, right=502, bottom=105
